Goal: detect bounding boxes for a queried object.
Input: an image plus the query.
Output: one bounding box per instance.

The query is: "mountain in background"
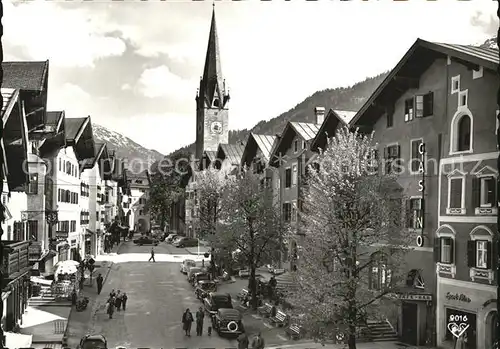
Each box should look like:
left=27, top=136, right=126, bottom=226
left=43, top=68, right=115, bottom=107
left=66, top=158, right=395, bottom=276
left=92, top=123, right=165, bottom=168
left=480, top=36, right=498, bottom=50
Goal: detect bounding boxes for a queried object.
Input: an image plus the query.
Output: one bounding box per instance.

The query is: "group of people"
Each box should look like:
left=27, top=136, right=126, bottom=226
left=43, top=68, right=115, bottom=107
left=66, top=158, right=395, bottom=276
left=106, top=289, right=128, bottom=319
left=181, top=307, right=205, bottom=336
left=181, top=308, right=265, bottom=349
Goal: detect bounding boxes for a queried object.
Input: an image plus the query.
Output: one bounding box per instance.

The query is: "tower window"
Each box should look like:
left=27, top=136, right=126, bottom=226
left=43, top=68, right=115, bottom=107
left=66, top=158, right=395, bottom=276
left=213, top=98, right=220, bottom=108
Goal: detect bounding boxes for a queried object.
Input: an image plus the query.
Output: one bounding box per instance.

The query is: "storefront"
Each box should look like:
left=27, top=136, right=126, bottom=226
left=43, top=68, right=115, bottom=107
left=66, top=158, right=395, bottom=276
left=437, top=277, right=497, bottom=349
left=394, top=293, right=433, bottom=346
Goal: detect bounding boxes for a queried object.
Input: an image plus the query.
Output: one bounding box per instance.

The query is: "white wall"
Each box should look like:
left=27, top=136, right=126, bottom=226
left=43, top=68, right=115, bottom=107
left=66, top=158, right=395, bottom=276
left=1, top=180, right=27, bottom=241
left=54, top=147, right=82, bottom=258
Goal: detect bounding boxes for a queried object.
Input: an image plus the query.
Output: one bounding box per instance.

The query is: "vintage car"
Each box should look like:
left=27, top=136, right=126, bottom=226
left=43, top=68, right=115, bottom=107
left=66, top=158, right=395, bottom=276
left=173, top=237, right=199, bottom=248
left=180, top=259, right=196, bottom=274
left=78, top=334, right=107, bottom=349
left=165, top=234, right=178, bottom=243
left=203, top=292, right=233, bottom=315
left=133, top=236, right=159, bottom=246
left=195, top=280, right=217, bottom=299
left=211, top=308, right=244, bottom=336
left=187, top=267, right=204, bottom=282
left=191, top=272, right=211, bottom=287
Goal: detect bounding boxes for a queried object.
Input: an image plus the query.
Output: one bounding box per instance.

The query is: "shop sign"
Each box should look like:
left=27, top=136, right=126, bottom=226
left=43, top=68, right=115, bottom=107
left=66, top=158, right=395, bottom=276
left=445, top=292, right=471, bottom=303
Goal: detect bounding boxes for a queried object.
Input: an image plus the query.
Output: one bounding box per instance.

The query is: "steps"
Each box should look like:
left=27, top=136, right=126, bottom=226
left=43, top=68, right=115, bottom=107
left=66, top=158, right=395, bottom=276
left=366, top=320, right=398, bottom=342
left=28, top=296, right=71, bottom=307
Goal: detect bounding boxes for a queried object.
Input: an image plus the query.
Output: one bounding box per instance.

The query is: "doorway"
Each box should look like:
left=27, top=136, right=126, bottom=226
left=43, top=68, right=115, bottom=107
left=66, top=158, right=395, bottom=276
left=486, top=311, right=497, bottom=349
left=401, top=302, right=418, bottom=345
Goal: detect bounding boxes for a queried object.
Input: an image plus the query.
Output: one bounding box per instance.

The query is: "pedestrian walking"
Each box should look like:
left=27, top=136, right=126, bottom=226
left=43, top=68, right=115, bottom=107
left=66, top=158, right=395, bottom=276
left=251, top=332, right=265, bottom=349
left=107, top=297, right=115, bottom=319
left=122, top=292, right=128, bottom=310
left=237, top=332, right=249, bottom=349
left=182, top=308, right=194, bottom=336
left=115, top=291, right=122, bottom=312
left=110, top=289, right=116, bottom=298
left=148, top=247, right=155, bottom=262
left=71, top=288, right=77, bottom=306
left=96, top=273, right=103, bottom=295
left=195, top=306, right=204, bottom=336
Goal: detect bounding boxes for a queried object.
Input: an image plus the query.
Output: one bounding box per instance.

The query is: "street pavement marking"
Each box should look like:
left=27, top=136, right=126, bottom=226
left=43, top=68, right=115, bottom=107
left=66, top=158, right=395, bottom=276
left=276, top=334, right=288, bottom=341
left=263, top=322, right=274, bottom=329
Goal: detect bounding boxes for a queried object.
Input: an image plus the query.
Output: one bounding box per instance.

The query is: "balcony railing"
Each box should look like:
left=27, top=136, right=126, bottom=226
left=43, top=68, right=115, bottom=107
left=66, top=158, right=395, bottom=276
left=2, top=241, right=31, bottom=282
left=28, top=241, right=42, bottom=261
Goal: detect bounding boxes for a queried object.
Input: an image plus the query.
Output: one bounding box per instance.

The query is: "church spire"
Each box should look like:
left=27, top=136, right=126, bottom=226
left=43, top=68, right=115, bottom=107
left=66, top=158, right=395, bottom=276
left=199, top=6, right=227, bottom=108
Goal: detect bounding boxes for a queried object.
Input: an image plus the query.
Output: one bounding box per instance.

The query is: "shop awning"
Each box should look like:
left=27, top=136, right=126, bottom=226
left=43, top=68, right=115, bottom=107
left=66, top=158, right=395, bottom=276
left=5, top=331, right=32, bottom=348
left=30, top=276, right=53, bottom=286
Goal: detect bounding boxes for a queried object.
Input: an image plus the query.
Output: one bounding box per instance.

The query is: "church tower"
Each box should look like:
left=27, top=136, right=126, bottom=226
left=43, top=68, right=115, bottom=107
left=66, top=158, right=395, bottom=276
left=195, top=6, right=230, bottom=161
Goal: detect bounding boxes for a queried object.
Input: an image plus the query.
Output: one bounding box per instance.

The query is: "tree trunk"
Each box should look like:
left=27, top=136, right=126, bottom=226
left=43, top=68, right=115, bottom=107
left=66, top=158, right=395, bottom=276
left=249, top=265, right=258, bottom=310
left=348, top=324, right=357, bottom=349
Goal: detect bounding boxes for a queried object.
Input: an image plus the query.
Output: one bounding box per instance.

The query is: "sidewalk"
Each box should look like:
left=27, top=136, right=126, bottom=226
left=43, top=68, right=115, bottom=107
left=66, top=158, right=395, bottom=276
left=267, top=341, right=435, bottom=349
left=64, top=242, right=122, bottom=347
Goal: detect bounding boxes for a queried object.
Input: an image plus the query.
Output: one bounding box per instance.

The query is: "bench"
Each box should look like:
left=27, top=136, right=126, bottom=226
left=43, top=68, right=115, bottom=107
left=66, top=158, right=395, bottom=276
left=257, top=303, right=273, bottom=317
left=237, top=288, right=249, bottom=301
left=269, top=310, right=288, bottom=327
left=285, top=324, right=303, bottom=340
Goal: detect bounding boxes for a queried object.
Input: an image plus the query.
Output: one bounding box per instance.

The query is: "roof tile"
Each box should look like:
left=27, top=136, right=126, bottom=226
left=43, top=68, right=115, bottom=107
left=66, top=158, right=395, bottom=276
left=252, top=133, right=276, bottom=161
left=64, top=117, right=86, bottom=140
left=2, top=61, right=48, bottom=91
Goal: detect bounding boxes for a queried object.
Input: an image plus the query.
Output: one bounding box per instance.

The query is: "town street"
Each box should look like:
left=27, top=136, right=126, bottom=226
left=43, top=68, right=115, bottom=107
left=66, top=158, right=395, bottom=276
left=88, top=241, right=294, bottom=348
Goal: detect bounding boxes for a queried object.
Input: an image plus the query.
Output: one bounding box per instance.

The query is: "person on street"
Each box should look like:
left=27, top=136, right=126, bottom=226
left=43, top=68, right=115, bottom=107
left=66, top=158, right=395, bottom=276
left=115, top=291, right=122, bottom=311
left=122, top=292, right=128, bottom=310
left=149, top=247, right=155, bottom=262
left=96, top=273, right=103, bottom=295
left=110, top=289, right=116, bottom=298
left=182, top=308, right=194, bottom=336
left=107, top=297, right=115, bottom=319
left=251, top=332, right=265, bottom=349
left=237, top=332, right=249, bottom=349
left=71, top=288, right=77, bottom=306
left=196, top=306, right=205, bottom=336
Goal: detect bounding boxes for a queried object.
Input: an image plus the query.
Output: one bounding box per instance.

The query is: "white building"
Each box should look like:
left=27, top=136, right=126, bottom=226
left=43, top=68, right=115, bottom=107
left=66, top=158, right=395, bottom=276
left=1, top=180, right=27, bottom=241
left=124, top=171, right=150, bottom=233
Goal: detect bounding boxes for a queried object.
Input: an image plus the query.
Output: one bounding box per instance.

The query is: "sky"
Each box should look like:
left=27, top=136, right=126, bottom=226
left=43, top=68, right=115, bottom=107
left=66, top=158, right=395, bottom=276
left=3, top=0, right=498, bottom=155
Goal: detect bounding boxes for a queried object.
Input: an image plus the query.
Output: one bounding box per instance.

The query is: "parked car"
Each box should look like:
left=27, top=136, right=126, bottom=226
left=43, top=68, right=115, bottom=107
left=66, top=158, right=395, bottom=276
left=187, top=267, right=204, bottom=283
left=173, top=237, right=199, bottom=248
left=211, top=308, right=244, bottom=336
left=133, top=236, right=159, bottom=246
left=165, top=234, right=178, bottom=243
left=191, top=271, right=211, bottom=286
left=180, top=259, right=197, bottom=274
left=78, top=334, right=107, bottom=349
left=203, top=292, right=233, bottom=315
left=194, top=280, right=217, bottom=299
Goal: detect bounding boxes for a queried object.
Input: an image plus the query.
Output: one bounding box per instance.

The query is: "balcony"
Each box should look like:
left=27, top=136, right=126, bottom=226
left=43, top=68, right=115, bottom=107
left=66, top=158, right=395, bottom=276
left=2, top=241, right=31, bottom=284
left=475, top=207, right=498, bottom=216
left=445, top=208, right=466, bottom=215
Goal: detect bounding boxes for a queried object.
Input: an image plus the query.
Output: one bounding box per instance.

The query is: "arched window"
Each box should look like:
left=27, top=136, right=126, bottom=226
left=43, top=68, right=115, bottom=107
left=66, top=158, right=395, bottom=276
left=457, top=115, right=471, bottom=151
left=369, top=253, right=392, bottom=290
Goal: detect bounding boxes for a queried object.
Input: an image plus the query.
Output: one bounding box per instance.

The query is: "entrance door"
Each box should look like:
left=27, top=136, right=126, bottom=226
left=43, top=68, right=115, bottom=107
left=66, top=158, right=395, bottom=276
left=402, top=302, right=418, bottom=345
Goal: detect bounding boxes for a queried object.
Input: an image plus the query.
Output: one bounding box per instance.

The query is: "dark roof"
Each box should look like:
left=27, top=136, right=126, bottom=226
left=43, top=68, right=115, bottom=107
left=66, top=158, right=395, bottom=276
left=64, top=117, right=87, bottom=140
left=218, top=143, right=244, bottom=165
left=2, top=61, right=49, bottom=91
left=1, top=88, right=19, bottom=122
left=205, top=150, right=217, bottom=162
left=350, top=38, right=499, bottom=128
left=46, top=111, right=63, bottom=125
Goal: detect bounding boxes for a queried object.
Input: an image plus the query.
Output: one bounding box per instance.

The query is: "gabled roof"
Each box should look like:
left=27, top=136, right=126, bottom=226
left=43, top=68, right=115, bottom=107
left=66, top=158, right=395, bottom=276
left=1, top=88, right=20, bottom=125
left=269, top=122, right=320, bottom=167
left=311, top=109, right=356, bottom=152
left=216, top=143, right=245, bottom=166
left=240, top=133, right=276, bottom=168
left=205, top=150, right=217, bottom=162
left=64, top=117, right=89, bottom=143
left=350, top=38, right=499, bottom=128
left=2, top=61, right=49, bottom=91
left=46, top=111, right=63, bottom=126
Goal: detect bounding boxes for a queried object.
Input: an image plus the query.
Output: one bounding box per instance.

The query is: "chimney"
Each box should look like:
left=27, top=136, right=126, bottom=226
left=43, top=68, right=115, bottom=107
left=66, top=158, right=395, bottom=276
left=315, top=107, right=326, bottom=125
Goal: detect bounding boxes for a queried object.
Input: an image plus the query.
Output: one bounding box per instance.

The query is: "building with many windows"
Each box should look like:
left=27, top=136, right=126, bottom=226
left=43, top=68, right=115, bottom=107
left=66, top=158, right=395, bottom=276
left=124, top=171, right=151, bottom=233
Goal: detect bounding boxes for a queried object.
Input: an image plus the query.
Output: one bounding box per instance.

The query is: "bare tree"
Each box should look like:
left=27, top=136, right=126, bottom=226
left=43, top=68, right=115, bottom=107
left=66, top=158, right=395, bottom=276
left=288, top=127, right=411, bottom=349
left=217, top=170, right=287, bottom=309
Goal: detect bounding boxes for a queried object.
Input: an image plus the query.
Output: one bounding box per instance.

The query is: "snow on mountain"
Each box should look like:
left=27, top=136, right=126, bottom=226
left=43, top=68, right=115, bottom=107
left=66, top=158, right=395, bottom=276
left=92, top=124, right=165, bottom=169
left=479, top=37, right=498, bottom=50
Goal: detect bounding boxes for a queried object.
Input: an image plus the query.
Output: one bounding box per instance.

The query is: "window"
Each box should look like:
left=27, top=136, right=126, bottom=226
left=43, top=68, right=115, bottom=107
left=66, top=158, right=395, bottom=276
left=386, top=111, right=393, bottom=128
left=283, top=202, right=291, bottom=222
left=407, top=198, right=422, bottom=230
left=458, top=90, right=468, bottom=107
left=1, top=194, right=6, bottom=205
left=294, top=140, right=299, bottom=153
left=96, top=211, right=99, bottom=220
left=451, top=113, right=473, bottom=154
left=451, top=75, right=460, bottom=94
left=27, top=174, right=38, bottom=194
left=291, top=201, right=297, bottom=222
left=476, top=240, right=488, bottom=269
left=437, top=237, right=454, bottom=264
left=292, top=164, right=298, bottom=186
left=70, top=220, right=76, bottom=232
left=139, top=210, right=143, bottom=216
left=472, top=176, right=496, bottom=208
left=27, top=220, right=38, bottom=241
left=66, top=161, right=71, bottom=175
left=59, top=158, right=62, bottom=171
left=13, top=221, right=25, bottom=241
left=369, top=258, right=392, bottom=291
left=404, top=98, right=414, bottom=122
left=302, top=140, right=306, bottom=149
left=285, top=168, right=292, bottom=188
left=449, top=178, right=464, bottom=209
left=383, top=145, right=400, bottom=174
left=410, top=139, right=423, bottom=173
left=414, top=92, right=433, bottom=117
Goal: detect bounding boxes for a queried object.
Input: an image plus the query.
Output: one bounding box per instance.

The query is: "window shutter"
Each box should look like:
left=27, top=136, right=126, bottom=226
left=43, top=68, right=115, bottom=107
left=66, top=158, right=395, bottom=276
left=466, top=240, right=476, bottom=267
left=487, top=241, right=493, bottom=269
left=450, top=239, right=455, bottom=264
left=424, top=92, right=434, bottom=117
left=488, top=178, right=496, bottom=205
left=472, top=177, right=480, bottom=208
left=384, top=147, right=389, bottom=159
left=396, top=145, right=401, bottom=157
left=434, top=237, right=441, bottom=262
